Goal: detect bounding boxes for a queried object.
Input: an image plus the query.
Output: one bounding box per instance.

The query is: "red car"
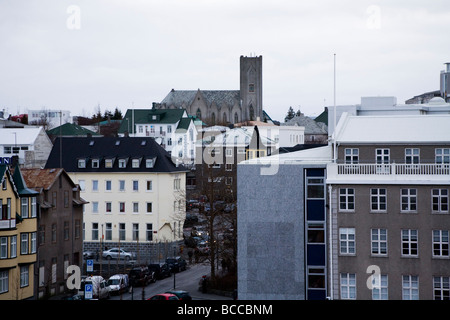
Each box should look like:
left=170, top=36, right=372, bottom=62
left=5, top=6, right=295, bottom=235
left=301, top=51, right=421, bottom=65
left=147, top=293, right=179, bottom=300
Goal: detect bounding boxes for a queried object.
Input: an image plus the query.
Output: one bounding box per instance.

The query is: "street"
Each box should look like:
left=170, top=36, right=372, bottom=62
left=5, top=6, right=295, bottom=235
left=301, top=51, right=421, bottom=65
left=110, top=263, right=232, bottom=300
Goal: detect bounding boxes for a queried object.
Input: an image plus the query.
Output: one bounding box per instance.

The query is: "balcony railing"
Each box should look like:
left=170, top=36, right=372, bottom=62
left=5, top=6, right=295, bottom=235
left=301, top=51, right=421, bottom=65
left=336, top=163, right=450, bottom=175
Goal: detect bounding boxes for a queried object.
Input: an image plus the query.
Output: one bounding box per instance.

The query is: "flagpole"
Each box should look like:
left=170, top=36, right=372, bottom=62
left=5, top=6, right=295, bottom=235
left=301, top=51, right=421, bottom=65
left=333, top=53, right=337, bottom=163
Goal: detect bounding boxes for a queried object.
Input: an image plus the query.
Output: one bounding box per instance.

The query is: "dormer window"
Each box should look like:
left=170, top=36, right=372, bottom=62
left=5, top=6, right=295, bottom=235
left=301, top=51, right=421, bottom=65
left=105, top=159, right=114, bottom=168
left=132, top=158, right=141, bottom=168
left=78, top=159, right=86, bottom=168
left=146, top=157, right=157, bottom=168
left=92, top=159, right=99, bottom=168
left=118, top=158, right=128, bottom=168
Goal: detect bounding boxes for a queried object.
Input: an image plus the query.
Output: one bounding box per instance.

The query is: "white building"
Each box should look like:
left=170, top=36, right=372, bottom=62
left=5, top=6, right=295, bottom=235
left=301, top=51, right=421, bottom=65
left=0, top=127, right=53, bottom=168
left=118, top=109, right=198, bottom=165
left=27, top=109, right=72, bottom=130
left=45, top=136, right=188, bottom=260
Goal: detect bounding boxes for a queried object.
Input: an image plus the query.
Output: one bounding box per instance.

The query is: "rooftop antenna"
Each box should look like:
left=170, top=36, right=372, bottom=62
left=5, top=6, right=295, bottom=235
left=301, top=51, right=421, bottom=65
left=333, top=53, right=337, bottom=163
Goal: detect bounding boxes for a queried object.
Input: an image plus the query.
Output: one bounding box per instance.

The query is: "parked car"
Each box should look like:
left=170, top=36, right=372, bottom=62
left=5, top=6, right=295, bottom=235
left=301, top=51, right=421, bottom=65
left=78, top=276, right=110, bottom=300
left=129, top=266, right=152, bottom=287
left=83, top=251, right=96, bottom=259
left=102, top=248, right=135, bottom=260
left=148, top=263, right=171, bottom=280
left=107, top=274, right=129, bottom=295
left=166, top=256, right=187, bottom=273
left=165, top=290, right=192, bottom=301
left=147, top=293, right=179, bottom=300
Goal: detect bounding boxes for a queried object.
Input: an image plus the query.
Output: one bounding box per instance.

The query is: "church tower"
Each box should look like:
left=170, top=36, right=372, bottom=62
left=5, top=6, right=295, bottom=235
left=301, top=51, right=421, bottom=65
left=240, top=55, right=263, bottom=121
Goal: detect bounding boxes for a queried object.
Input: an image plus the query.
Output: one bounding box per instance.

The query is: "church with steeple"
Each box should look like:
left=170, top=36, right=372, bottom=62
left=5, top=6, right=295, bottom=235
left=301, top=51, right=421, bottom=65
left=153, top=55, right=265, bottom=125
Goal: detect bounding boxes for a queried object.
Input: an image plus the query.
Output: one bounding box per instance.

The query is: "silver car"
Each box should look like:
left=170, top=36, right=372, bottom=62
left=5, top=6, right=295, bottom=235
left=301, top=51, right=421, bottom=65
left=102, top=248, right=135, bottom=260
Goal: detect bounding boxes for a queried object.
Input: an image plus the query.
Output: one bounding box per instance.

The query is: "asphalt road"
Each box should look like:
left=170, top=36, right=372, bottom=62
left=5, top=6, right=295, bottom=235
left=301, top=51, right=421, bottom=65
left=110, top=263, right=231, bottom=300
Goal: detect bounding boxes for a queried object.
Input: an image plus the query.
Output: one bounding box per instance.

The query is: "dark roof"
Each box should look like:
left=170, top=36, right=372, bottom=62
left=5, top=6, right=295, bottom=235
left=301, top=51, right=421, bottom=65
left=161, top=89, right=240, bottom=108
left=45, top=137, right=187, bottom=173
left=277, top=144, right=327, bottom=154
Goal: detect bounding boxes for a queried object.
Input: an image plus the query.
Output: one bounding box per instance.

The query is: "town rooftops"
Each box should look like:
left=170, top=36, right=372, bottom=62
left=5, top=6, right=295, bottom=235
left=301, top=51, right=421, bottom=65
left=335, top=113, right=450, bottom=144
left=0, top=127, right=45, bottom=145
left=45, top=137, right=187, bottom=173
left=118, top=109, right=188, bottom=134
left=160, top=89, right=240, bottom=109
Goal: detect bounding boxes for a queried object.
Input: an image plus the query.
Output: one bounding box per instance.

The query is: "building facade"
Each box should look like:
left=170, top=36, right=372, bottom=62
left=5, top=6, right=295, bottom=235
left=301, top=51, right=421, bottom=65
left=45, top=137, right=187, bottom=263
left=327, top=113, right=450, bottom=300
left=21, top=168, right=86, bottom=299
left=0, top=165, right=39, bottom=300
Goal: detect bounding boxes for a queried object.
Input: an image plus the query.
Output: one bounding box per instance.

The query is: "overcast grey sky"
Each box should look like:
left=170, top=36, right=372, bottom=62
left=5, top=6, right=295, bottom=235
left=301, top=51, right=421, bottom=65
left=1, top=0, right=450, bottom=121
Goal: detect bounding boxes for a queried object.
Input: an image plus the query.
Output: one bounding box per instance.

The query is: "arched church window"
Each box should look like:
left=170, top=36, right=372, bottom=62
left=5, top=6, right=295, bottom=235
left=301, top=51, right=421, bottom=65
left=211, top=112, right=215, bottom=125
left=249, top=105, right=255, bottom=121
left=234, top=112, right=239, bottom=123
left=223, top=112, right=227, bottom=123
left=196, top=108, right=202, bottom=119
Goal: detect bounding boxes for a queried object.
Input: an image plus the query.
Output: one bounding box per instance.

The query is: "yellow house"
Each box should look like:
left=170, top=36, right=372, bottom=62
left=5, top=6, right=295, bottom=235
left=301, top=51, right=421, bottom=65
left=0, top=165, right=39, bottom=300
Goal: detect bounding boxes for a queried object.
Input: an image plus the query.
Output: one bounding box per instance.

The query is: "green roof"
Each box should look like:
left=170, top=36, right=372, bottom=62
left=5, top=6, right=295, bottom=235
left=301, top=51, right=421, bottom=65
left=12, top=165, right=38, bottom=197
left=118, top=109, right=187, bottom=133
left=176, top=118, right=192, bottom=131
left=314, top=108, right=328, bottom=126
left=47, top=123, right=100, bottom=136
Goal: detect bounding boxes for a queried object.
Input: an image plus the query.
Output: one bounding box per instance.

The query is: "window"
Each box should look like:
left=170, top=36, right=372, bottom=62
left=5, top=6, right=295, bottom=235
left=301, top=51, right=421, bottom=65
left=339, top=228, right=356, bottom=255
left=307, top=223, right=325, bottom=244
left=371, top=228, right=388, bottom=255
left=435, top=148, right=450, bottom=164
left=119, top=202, right=125, bottom=213
left=146, top=203, right=152, bottom=214
left=432, top=189, right=449, bottom=213
left=64, top=190, right=69, bottom=208
left=306, top=178, right=324, bottom=199
left=78, top=180, right=85, bottom=191
left=371, top=188, right=387, bottom=212
left=433, top=230, right=449, bottom=257
left=433, top=276, right=450, bottom=300
left=0, top=270, right=8, bottom=294
left=308, top=267, right=325, bottom=290
left=401, top=189, right=417, bottom=212
left=340, top=273, right=356, bottom=299
left=249, top=83, right=254, bottom=92
left=21, top=198, right=28, bottom=218
left=132, top=159, right=140, bottom=168
left=376, top=149, right=390, bottom=164
left=226, top=164, right=233, bottom=171
left=92, top=202, right=99, bottom=213
left=10, top=235, right=16, bottom=258
left=345, top=148, right=359, bottom=164
left=51, top=224, right=57, bottom=243
left=371, top=275, right=388, bottom=300
left=105, top=180, right=112, bottom=191
left=30, top=197, right=37, bottom=218
left=118, top=159, right=127, bottom=168
left=92, top=159, right=99, bottom=168
left=52, top=191, right=57, bottom=209
left=64, top=222, right=69, bottom=241
left=339, top=188, right=355, bottom=211
left=133, top=202, right=139, bottom=214
left=119, top=180, right=125, bottom=192
left=132, top=180, right=139, bottom=191
left=405, top=148, right=420, bottom=164
left=146, top=224, right=153, bottom=242
left=105, top=159, right=113, bottom=168
left=92, top=223, right=99, bottom=240
left=146, top=180, right=153, bottom=191
left=75, top=220, right=80, bottom=239
left=20, top=265, right=29, bottom=288
left=78, top=159, right=86, bottom=168
left=173, top=178, right=181, bottom=190
left=402, top=275, right=419, bottom=300
left=146, top=158, right=155, bottom=168
left=132, top=224, right=139, bottom=241
left=167, top=125, right=172, bottom=133
left=92, top=180, right=98, bottom=191
left=401, top=229, right=418, bottom=257
left=119, top=223, right=126, bottom=241
left=21, top=233, right=28, bottom=255
left=105, top=223, right=112, bottom=241
left=105, top=202, right=112, bottom=213
left=0, top=237, right=7, bottom=259
left=226, top=149, right=233, bottom=157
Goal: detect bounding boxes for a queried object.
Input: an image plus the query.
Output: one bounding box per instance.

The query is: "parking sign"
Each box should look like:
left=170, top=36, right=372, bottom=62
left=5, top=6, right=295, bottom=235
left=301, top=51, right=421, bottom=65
left=87, top=259, right=93, bottom=272
left=85, top=284, right=93, bottom=300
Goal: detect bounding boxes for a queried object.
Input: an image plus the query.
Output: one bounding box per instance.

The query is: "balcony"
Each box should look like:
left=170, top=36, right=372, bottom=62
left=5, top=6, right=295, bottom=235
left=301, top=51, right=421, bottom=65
left=327, top=163, right=450, bottom=185
left=0, top=218, right=16, bottom=230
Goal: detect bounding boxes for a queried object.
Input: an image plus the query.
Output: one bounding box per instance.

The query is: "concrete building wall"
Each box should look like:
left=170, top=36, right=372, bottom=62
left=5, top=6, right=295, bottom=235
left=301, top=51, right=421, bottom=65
left=237, top=164, right=306, bottom=300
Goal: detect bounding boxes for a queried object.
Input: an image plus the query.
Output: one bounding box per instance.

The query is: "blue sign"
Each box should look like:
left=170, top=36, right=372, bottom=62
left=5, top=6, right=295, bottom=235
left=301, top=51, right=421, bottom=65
left=86, top=259, right=93, bottom=272
left=85, top=284, right=93, bottom=300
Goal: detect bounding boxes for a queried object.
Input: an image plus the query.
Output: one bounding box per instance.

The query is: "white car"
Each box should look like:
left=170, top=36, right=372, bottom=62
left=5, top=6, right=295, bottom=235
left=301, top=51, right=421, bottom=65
left=107, top=274, right=129, bottom=295
left=102, top=248, right=135, bottom=260
left=79, top=276, right=110, bottom=300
